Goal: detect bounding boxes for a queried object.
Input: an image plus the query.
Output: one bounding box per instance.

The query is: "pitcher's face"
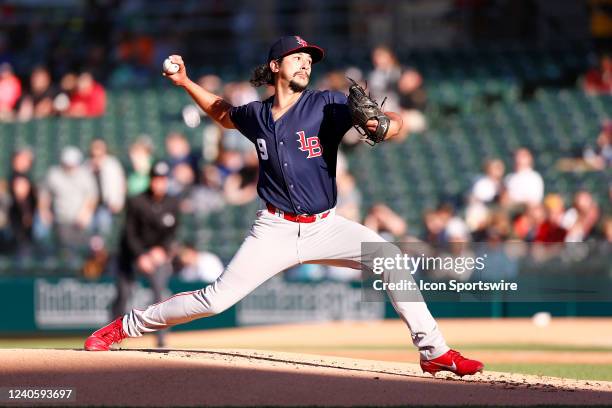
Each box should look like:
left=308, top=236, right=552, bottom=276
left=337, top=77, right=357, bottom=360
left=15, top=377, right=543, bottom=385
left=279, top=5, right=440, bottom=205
left=273, top=52, right=312, bottom=91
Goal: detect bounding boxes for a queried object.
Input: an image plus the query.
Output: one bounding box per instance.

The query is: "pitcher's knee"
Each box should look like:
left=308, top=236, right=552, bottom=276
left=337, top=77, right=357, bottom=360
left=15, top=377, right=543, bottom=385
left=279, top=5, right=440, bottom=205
left=194, top=289, right=234, bottom=316
left=206, top=300, right=232, bottom=315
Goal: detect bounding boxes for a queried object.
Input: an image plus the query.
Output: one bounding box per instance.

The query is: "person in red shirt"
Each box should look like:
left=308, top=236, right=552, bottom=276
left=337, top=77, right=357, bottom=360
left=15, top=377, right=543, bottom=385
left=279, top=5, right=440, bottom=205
left=0, top=62, right=22, bottom=120
left=583, top=54, right=612, bottom=94
left=65, top=72, right=106, bottom=117
left=534, top=195, right=567, bottom=243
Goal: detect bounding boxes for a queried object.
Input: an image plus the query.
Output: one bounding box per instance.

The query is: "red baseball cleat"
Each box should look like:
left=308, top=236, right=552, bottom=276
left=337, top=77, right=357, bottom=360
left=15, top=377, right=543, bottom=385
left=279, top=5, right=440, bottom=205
left=420, top=349, right=484, bottom=377
left=84, top=317, right=128, bottom=351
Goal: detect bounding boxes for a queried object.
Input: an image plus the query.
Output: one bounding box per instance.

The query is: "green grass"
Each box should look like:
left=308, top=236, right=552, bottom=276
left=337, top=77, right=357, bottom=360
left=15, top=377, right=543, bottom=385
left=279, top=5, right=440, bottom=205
left=255, top=343, right=612, bottom=353
left=0, top=337, right=85, bottom=349
left=438, top=343, right=612, bottom=353
left=485, top=363, right=612, bottom=382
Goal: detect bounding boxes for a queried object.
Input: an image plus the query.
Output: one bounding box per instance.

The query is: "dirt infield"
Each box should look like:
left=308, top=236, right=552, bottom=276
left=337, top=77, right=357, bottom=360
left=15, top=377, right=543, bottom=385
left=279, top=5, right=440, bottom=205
left=2, top=319, right=612, bottom=406
left=1, top=348, right=611, bottom=407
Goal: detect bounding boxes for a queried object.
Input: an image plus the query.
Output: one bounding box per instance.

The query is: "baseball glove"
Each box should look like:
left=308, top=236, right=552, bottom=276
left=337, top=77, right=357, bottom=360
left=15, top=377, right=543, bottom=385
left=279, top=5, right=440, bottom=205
left=347, top=77, right=390, bottom=145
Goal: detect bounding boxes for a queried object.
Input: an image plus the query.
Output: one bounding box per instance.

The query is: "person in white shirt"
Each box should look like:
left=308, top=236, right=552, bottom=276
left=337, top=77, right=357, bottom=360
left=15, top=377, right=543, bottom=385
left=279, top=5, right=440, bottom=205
left=86, top=139, right=126, bottom=238
left=178, top=244, right=224, bottom=283
left=471, top=158, right=505, bottom=203
left=504, top=148, right=544, bottom=206
left=39, top=146, right=98, bottom=256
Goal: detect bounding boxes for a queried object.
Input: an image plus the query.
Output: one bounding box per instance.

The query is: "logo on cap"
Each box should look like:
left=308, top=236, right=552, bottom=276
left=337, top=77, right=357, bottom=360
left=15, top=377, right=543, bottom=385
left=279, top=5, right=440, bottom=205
left=295, top=36, right=308, bottom=47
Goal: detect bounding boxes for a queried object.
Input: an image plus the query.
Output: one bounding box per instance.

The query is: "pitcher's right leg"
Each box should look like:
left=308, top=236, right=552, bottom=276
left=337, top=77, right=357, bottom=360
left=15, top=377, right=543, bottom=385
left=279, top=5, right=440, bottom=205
left=85, top=211, right=300, bottom=350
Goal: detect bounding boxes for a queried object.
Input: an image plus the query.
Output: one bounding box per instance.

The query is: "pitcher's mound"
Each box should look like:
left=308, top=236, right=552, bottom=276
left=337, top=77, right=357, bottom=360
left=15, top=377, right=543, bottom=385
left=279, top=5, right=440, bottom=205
left=1, top=348, right=611, bottom=406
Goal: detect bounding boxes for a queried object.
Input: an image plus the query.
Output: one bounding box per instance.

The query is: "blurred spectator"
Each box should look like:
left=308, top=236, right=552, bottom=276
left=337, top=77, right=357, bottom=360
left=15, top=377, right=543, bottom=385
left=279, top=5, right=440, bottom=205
left=215, top=149, right=245, bottom=181
left=199, top=74, right=223, bottom=94
left=336, top=171, right=362, bottom=222
left=445, top=215, right=471, bottom=243
left=184, top=165, right=225, bottom=216
left=113, top=161, right=180, bottom=347
left=504, top=148, right=544, bottom=206
left=465, top=200, right=490, bottom=237
left=364, top=204, right=406, bottom=241
left=423, top=208, right=446, bottom=245
left=85, top=139, right=126, bottom=238
left=512, top=205, right=537, bottom=241
left=65, top=72, right=106, bottom=117
left=11, top=146, right=34, bottom=176
left=82, top=235, right=110, bottom=280
left=484, top=210, right=513, bottom=242
left=397, top=68, right=428, bottom=138
left=177, top=243, right=224, bottom=283
left=320, top=70, right=350, bottom=93
left=8, top=146, right=36, bottom=253
left=52, top=72, right=78, bottom=114
left=127, top=136, right=154, bottom=196
left=423, top=204, right=470, bottom=245
left=583, top=54, right=612, bottom=94
left=16, top=66, right=56, bottom=121
left=198, top=75, right=225, bottom=161
left=172, top=162, right=197, bottom=199
left=603, top=216, right=612, bottom=242
left=368, top=46, right=401, bottom=112
left=533, top=194, right=567, bottom=243
left=0, top=180, right=10, bottom=251
left=8, top=173, right=37, bottom=258
left=181, top=75, right=223, bottom=131
left=438, top=203, right=470, bottom=243
left=562, top=190, right=601, bottom=242
left=223, top=148, right=258, bottom=205
left=334, top=151, right=362, bottom=222
left=165, top=132, right=200, bottom=196
left=368, top=46, right=427, bottom=141
left=471, top=158, right=505, bottom=204
left=225, top=80, right=259, bottom=106
left=0, top=62, right=21, bottom=120
left=584, top=120, right=612, bottom=170
left=222, top=81, right=259, bottom=152
left=38, top=146, right=98, bottom=258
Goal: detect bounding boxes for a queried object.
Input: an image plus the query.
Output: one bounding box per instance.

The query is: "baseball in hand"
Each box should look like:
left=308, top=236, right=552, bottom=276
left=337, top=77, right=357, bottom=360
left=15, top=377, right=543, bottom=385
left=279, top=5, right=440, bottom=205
left=163, top=58, right=180, bottom=75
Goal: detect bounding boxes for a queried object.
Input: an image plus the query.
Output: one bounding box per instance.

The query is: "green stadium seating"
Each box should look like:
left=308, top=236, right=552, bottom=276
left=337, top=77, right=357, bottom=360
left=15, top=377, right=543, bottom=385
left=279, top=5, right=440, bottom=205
left=0, top=49, right=610, bottom=274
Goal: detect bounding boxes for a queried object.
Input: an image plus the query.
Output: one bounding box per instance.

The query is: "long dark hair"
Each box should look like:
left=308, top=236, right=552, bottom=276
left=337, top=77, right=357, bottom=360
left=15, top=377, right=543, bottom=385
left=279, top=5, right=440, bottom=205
left=249, top=58, right=282, bottom=87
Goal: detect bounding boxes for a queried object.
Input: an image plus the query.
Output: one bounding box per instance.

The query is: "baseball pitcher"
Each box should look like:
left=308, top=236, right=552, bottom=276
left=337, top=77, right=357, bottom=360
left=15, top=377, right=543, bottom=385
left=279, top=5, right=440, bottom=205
left=84, top=36, right=483, bottom=377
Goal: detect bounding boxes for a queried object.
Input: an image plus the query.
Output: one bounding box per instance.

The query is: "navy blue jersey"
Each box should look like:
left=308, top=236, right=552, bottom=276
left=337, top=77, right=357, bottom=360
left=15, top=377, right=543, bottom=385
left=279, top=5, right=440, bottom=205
left=230, top=89, right=352, bottom=214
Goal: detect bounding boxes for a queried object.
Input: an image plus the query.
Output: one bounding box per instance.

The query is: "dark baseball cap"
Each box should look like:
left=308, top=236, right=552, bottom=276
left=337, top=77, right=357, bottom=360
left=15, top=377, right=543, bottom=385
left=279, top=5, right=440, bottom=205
left=267, top=36, right=325, bottom=64
left=150, top=161, right=171, bottom=178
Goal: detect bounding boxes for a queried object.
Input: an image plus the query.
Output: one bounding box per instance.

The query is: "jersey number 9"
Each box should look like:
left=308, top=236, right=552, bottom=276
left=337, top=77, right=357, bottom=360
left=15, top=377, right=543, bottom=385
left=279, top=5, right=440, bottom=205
left=257, top=138, right=269, bottom=160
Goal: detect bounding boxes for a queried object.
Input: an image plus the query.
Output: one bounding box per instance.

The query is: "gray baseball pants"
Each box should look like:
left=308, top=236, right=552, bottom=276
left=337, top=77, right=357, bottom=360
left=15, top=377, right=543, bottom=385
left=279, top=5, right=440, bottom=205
left=123, top=209, right=449, bottom=360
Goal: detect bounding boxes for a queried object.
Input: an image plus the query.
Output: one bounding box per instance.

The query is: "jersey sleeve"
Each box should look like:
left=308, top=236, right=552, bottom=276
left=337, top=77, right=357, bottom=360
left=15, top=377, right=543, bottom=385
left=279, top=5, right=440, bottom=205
left=229, top=102, right=257, bottom=142
left=323, top=90, right=353, bottom=138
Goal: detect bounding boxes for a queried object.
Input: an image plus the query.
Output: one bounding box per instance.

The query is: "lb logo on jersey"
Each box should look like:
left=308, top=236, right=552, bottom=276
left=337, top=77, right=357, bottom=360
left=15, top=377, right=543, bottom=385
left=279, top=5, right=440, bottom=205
left=296, top=130, right=322, bottom=158
left=295, top=36, right=308, bottom=46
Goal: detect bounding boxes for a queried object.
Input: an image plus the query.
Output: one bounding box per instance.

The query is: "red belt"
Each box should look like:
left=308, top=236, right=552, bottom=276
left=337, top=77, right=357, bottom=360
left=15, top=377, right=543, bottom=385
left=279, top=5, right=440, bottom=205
left=266, top=203, right=331, bottom=223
